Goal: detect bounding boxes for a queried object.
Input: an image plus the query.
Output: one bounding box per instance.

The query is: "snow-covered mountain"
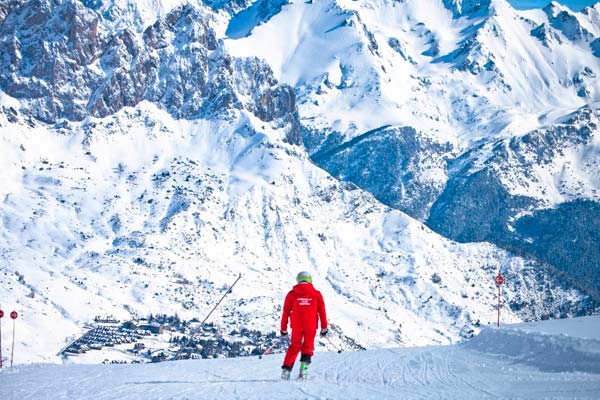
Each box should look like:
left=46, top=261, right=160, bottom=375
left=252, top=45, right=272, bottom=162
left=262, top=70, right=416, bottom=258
left=0, top=0, right=598, bottom=365
left=4, top=92, right=590, bottom=363
left=428, top=104, right=600, bottom=297
left=225, top=0, right=600, bottom=299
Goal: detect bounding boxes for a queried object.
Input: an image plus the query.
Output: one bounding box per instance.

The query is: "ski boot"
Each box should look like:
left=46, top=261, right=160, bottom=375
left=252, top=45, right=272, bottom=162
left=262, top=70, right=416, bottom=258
left=281, top=366, right=292, bottom=380
left=298, top=361, right=309, bottom=380
left=298, top=354, right=311, bottom=380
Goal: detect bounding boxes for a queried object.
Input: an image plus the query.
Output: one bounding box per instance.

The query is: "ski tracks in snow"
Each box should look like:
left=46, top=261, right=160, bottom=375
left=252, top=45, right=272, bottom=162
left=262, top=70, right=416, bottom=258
left=2, top=340, right=600, bottom=399
left=319, top=346, right=498, bottom=399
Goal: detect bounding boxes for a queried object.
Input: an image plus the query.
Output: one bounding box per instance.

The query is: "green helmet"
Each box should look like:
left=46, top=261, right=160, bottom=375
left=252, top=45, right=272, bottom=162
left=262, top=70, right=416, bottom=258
left=296, top=271, right=312, bottom=283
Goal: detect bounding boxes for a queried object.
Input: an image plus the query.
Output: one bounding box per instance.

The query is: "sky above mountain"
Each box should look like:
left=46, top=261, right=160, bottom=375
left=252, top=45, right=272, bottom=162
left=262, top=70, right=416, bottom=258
left=509, top=0, right=598, bottom=10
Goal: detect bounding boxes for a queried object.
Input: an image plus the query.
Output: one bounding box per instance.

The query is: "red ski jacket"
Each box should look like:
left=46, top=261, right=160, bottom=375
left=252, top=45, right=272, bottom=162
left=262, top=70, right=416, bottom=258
left=280, top=282, right=328, bottom=332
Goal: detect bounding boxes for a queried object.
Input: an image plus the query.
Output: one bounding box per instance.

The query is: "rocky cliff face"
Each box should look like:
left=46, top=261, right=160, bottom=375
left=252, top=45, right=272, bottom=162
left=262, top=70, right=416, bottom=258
left=307, top=125, right=453, bottom=221
left=442, top=0, right=492, bottom=18
left=0, top=0, right=300, bottom=142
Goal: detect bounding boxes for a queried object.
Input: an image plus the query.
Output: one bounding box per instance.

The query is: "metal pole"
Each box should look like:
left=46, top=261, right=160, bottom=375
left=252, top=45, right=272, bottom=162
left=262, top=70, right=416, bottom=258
left=10, top=318, right=15, bottom=367
left=259, top=339, right=280, bottom=358
left=325, top=335, right=343, bottom=353
left=174, top=274, right=242, bottom=360
left=497, top=286, right=501, bottom=327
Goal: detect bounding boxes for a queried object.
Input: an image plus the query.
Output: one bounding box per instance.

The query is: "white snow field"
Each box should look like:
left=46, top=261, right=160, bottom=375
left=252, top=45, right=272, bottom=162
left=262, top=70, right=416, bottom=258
left=1, top=316, right=599, bottom=400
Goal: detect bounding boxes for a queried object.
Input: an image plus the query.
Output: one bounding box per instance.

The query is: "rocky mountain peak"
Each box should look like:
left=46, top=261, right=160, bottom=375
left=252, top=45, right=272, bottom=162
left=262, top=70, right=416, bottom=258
left=543, top=1, right=595, bottom=41
left=0, top=0, right=300, bottom=143
left=442, top=0, right=495, bottom=18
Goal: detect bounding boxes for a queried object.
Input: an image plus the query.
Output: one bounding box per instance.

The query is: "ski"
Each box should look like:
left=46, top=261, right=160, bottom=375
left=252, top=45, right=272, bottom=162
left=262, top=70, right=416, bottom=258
left=298, top=361, right=309, bottom=380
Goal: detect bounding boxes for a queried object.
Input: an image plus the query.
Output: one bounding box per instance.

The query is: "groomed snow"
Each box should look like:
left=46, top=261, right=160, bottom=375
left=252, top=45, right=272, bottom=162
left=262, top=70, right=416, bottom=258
left=1, top=316, right=599, bottom=399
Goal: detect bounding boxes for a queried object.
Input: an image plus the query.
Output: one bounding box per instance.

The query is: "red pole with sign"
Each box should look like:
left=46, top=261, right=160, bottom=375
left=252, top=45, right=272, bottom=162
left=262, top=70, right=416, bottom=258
left=495, top=274, right=504, bottom=327
left=10, top=311, right=17, bottom=367
left=0, top=309, right=4, bottom=368
left=497, top=286, right=501, bottom=327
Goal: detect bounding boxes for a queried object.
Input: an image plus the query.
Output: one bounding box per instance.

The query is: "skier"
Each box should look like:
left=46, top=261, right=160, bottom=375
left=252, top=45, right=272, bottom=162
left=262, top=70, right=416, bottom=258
left=280, top=271, right=328, bottom=380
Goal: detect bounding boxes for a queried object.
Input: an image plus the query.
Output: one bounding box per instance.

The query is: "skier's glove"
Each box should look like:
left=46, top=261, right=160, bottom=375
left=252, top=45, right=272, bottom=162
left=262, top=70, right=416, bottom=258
left=320, top=328, right=328, bottom=337
left=280, top=330, right=288, bottom=337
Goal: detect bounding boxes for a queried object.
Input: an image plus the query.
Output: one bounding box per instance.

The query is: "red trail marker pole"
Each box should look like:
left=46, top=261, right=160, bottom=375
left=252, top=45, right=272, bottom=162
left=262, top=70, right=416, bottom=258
left=497, top=286, right=501, bottom=327
left=10, top=311, right=18, bottom=367
left=495, top=274, right=504, bottom=327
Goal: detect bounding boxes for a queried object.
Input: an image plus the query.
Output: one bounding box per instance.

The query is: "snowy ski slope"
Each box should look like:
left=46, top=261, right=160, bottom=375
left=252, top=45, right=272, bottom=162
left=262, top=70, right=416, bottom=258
left=1, top=316, right=599, bottom=399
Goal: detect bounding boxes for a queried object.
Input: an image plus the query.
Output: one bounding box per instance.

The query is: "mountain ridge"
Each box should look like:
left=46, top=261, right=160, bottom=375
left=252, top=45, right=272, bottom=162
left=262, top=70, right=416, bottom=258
left=223, top=0, right=600, bottom=302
